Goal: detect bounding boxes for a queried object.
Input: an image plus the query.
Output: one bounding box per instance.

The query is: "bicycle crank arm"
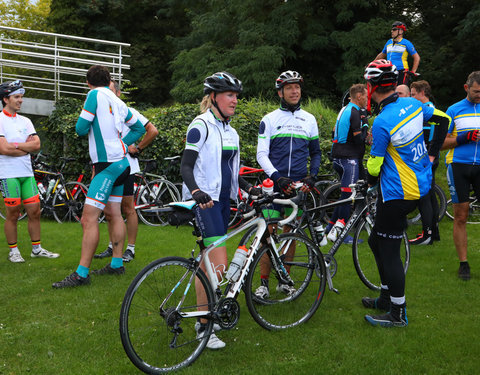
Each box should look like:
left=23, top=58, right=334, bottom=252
left=325, top=268, right=339, bottom=294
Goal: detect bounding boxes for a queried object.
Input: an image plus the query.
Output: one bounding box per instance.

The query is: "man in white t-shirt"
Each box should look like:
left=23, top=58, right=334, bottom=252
left=0, top=80, right=59, bottom=262
left=94, top=80, right=158, bottom=262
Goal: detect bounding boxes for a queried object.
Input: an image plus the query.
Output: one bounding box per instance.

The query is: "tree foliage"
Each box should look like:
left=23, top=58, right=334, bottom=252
left=44, top=0, right=480, bottom=109
left=0, top=0, right=52, bottom=31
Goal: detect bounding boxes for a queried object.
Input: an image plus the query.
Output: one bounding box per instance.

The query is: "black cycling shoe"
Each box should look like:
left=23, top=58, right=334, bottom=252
left=52, top=272, right=91, bottom=289
left=122, top=249, right=135, bottom=263
left=92, top=263, right=125, bottom=275
left=94, top=247, right=113, bottom=259
left=458, top=262, right=471, bottom=281
left=365, top=312, right=408, bottom=327
left=365, top=304, right=408, bottom=327
left=361, top=297, right=390, bottom=312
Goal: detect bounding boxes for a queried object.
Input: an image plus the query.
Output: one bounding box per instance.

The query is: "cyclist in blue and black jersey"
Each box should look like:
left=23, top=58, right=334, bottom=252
left=409, top=80, right=448, bottom=245
left=441, top=71, right=480, bottom=281
left=375, top=21, right=420, bottom=86
left=327, top=83, right=369, bottom=243
left=255, top=70, right=321, bottom=299
left=361, top=60, right=450, bottom=327
left=52, top=65, right=145, bottom=289
left=180, top=72, right=261, bottom=350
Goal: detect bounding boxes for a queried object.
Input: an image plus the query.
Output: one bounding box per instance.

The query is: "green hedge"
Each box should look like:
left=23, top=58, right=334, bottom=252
left=41, top=97, right=339, bottom=181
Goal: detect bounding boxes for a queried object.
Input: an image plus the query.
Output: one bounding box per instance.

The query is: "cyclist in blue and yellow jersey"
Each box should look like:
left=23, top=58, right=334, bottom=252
left=375, top=21, right=420, bottom=86
left=181, top=72, right=261, bottom=350
left=361, top=60, right=450, bottom=327
left=53, top=65, right=145, bottom=289
left=327, top=83, right=369, bottom=244
left=255, top=70, right=321, bottom=299
left=441, top=71, right=480, bottom=281
left=409, top=80, right=448, bottom=245
left=0, top=80, right=59, bottom=263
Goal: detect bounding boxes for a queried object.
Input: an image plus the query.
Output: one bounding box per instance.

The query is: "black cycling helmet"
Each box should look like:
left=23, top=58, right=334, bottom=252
left=364, top=60, right=398, bottom=86
left=275, top=70, right=303, bottom=90
left=0, top=80, right=24, bottom=98
left=392, top=21, right=407, bottom=32
left=203, top=72, right=243, bottom=95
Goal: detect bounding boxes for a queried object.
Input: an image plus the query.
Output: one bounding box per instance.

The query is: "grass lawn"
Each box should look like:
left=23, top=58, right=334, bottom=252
left=1, top=211, right=479, bottom=375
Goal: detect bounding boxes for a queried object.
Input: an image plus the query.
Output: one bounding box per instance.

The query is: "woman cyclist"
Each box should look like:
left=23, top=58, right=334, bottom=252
left=180, top=72, right=260, bottom=349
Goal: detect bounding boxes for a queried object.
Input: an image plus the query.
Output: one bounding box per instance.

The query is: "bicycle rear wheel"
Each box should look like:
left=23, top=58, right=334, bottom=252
left=136, top=179, right=180, bottom=226
left=52, top=181, right=88, bottom=223
left=352, top=218, right=410, bottom=291
left=407, top=183, right=447, bottom=224
left=322, top=182, right=341, bottom=225
left=244, top=233, right=326, bottom=330
left=120, top=257, right=214, bottom=374
left=446, top=196, right=480, bottom=224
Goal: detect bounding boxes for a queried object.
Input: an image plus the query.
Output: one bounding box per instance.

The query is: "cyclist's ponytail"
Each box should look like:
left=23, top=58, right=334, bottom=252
left=200, top=95, right=213, bottom=113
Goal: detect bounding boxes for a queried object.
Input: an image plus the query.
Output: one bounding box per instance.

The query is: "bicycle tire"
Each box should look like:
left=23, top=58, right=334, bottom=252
left=136, top=179, right=180, bottom=226
left=446, top=196, right=480, bottom=224
left=322, top=182, right=341, bottom=225
left=244, top=233, right=326, bottom=330
left=407, top=183, right=447, bottom=225
left=305, top=188, right=325, bottom=222
left=352, top=218, right=410, bottom=291
left=52, top=181, right=88, bottom=223
left=120, top=256, right=215, bottom=374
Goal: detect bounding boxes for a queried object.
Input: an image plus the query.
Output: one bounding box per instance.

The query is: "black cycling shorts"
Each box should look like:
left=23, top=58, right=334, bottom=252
left=446, top=163, right=480, bottom=204
left=122, top=174, right=135, bottom=197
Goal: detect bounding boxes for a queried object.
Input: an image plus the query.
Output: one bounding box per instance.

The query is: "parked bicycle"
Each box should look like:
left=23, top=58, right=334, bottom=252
left=119, top=193, right=326, bottom=373
left=238, top=180, right=410, bottom=292
left=32, top=154, right=89, bottom=223
left=134, top=157, right=181, bottom=226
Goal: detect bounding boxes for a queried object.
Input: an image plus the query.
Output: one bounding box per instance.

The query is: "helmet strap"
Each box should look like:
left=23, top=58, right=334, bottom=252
left=212, top=93, right=229, bottom=121
left=366, top=84, right=377, bottom=114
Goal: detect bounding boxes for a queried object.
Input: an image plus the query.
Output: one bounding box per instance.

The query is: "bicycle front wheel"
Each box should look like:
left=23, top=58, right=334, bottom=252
left=136, top=179, right=180, bottom=226
left=244, top=233, right=326, bottom=330
left=52, top=181, right=88, bottom=223
left=352, top=218, right=410, bottom=291
left=120, top=257, right=215, bottom=374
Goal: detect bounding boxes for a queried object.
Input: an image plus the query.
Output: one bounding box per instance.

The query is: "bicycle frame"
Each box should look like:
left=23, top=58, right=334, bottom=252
left=292, top=182, right=373, bottom=292
left=160, top=196, right=299, bottom=321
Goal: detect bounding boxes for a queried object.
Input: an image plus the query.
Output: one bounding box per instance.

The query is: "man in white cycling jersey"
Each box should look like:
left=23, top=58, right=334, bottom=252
left=53, top=66, right=145, bottom=288
left=0, top=80, right=59, bottom=263
left=255, top=70, right=321, bottom=299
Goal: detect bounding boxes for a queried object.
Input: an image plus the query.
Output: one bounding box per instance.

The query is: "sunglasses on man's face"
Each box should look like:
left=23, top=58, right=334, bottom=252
left=391, top=28, right=399, bottom=31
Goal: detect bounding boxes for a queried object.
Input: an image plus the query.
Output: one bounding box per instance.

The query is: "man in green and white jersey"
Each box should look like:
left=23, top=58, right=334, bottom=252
left=53, top=66, right=145, bottom=288
left=95, top=80, right=159, bottom=262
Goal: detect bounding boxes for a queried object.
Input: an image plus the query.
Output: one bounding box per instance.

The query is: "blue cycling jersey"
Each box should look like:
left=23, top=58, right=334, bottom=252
left=332, top=102, right=368, bottom=159
left=370, top=96, right=432, bottom=201
left=445, top=98, right=480, bottom=165
left=381, top=38, right=417, bottom=71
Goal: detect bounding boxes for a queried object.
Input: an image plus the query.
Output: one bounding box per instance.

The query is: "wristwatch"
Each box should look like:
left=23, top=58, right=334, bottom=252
left=137, top=146, right=143, bottom=154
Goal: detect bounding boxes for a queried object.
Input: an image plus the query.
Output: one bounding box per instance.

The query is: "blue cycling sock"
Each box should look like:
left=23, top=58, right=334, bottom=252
left=111, top=257, right=123, bottom=269
left=76, top=265, right=89, bottom=278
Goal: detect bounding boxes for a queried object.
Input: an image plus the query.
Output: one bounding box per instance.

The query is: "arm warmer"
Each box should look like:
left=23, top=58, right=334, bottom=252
left=180, top=149, right=200, bottom=193
left=427, top=109, right=451, bottom=157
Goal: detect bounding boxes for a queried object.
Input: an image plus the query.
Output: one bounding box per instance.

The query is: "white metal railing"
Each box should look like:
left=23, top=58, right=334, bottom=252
left=0, top=26, right=130, bottom=101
